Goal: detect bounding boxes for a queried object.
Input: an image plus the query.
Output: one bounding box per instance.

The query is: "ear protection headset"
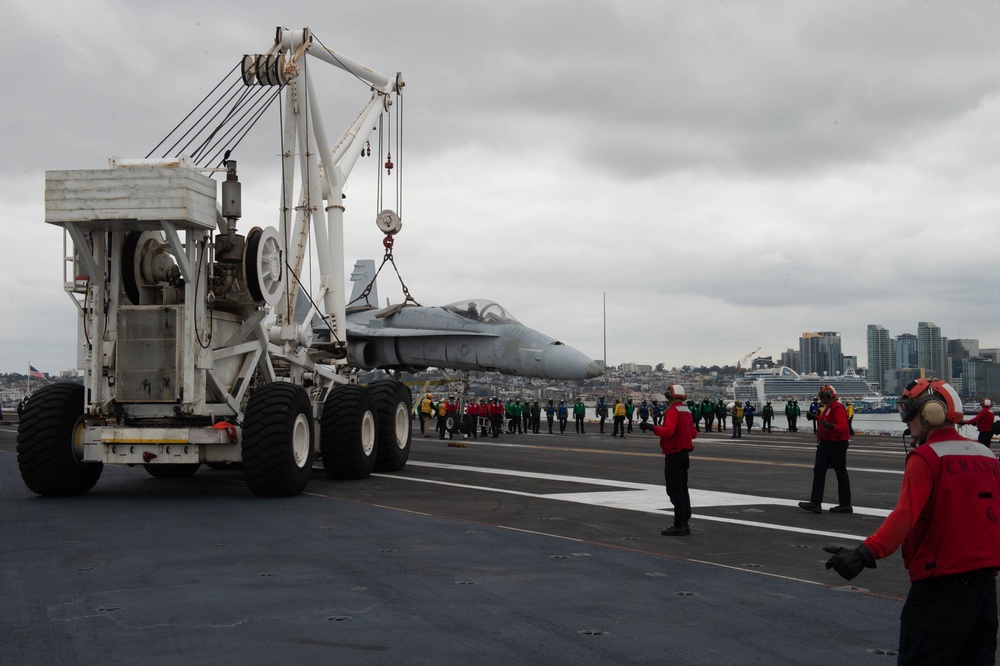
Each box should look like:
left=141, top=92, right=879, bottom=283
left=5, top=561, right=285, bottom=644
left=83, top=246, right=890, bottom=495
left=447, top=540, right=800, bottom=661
left=899, top=378, right=963, bottom=427
left=921, top=399, right=947, bottom=427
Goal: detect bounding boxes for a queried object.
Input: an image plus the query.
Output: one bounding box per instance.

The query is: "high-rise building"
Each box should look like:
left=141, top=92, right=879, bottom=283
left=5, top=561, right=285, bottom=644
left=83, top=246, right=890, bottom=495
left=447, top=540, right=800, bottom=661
left=884, top=368, right=924, bottom=396
left=780, top=348, right=801, bottom=373
left=895, top=333, right=917, bottom=369
left=947, top=339, right=978, bottom=386
left=843, top=356, right=857, bottom=373
left=962, top=357, right=1000, bottom=401
left=917, top=322, right=945, bottom=379
left=799, top=331, right=843, bottom=376
left=867, top=324, right=893, bottom=394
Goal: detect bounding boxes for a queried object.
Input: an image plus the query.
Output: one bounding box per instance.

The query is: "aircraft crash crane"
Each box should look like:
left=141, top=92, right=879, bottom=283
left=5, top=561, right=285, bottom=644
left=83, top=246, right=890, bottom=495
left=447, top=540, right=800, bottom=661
left=19, top=27, right=410, bottom=497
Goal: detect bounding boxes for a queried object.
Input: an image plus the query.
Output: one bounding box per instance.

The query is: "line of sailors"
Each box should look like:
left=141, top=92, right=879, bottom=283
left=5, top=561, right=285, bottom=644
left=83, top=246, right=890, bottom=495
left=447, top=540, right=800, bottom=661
left=419, top=394, right=578, bottom=443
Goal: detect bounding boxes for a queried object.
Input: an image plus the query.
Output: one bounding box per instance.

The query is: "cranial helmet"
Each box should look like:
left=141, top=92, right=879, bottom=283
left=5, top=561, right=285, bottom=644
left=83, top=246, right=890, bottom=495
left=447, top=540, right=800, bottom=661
left=819, top=385, right=836, bottom=401
left=983, top=398, right=993, bottom=408
left=899, top=378, right=963, bottom=427
left=665, top=384, right=686, bottom=401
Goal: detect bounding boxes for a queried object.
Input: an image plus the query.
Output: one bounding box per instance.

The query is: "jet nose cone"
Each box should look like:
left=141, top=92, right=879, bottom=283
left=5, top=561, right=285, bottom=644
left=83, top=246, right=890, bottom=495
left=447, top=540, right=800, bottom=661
left=543, top=343, right=603, bottom=380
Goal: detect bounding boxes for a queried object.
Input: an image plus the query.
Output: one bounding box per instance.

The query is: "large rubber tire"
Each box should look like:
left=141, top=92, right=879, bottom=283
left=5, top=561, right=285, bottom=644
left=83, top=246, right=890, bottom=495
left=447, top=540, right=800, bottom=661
left=16, top=383, right=103, bottom=496
left=242, top=382, right=315, bottom=497
left=321, top=385, right=378, bottom=479
left=367, top=380, right=412, bottom=472
left=143, top=463, right=201, bottom=478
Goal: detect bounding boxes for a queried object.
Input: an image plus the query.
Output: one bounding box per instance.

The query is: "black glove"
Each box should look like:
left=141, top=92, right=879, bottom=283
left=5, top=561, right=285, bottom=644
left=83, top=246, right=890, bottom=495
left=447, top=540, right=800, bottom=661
left=821, top=420, right=833, bottom=429
left=823, top=544, right=876, bottom=581
left=805, top=412, right=816, bottom=421
left=639, top=422, right=652, bottom=432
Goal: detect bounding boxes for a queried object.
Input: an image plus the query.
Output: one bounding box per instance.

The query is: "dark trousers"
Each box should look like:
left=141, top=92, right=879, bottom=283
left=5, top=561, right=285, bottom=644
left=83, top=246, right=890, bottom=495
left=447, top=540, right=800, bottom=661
left=762, top=416, right=771, bottom=432
left=612, top=416, right=625, bottom=437
left=575, top=415, right=585, bottom=433
left=810, top=440, right=851, bottom=506
left=898, top=568, right=997, bottom=665
left=490, top=415, right=502, bottom=437
left=558, top=416, right=568, bottom=433
left=977, top=430, right=992, bottom=447
left=664, top=451, right=691, bottom=528
left=547, top=415, right=554, bottom=433
left=532, top=416, right=540, bottom=433
left=599, top=415, right=606, bottom=433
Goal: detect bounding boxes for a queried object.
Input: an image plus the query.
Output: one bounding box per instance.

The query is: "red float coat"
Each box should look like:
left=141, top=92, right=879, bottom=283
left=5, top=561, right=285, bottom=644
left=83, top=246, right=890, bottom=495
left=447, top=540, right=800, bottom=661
left=466, top=402, right=483, bottom=418
left=488, top=402, right=505, bottom=418
left=650, top=402, right=697, bottom=455
left=816, top=399, right=849, bottom=442
left=864, top=427, right=1000, bottom=581
left=966, top=406, right=995, bottom=433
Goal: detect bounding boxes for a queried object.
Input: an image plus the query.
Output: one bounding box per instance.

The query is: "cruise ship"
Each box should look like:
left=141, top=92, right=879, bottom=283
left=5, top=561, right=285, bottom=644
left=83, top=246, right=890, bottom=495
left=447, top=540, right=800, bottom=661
left=732, top=362, right=880, bottom=405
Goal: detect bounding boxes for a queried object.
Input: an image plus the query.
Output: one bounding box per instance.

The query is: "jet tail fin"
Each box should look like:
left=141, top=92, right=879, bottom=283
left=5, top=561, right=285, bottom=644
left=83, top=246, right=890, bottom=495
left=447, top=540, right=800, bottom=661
left=348, top=259, right=379, bottom=308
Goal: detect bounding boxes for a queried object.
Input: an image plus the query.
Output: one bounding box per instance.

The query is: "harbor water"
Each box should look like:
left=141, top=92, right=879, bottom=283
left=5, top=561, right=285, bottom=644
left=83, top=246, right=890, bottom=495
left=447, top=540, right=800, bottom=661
left=841, top=412, right=981, bottom=438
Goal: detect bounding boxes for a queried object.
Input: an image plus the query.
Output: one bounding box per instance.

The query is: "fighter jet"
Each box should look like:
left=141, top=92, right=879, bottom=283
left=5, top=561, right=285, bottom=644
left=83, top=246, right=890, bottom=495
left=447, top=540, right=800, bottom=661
left=305, top=260, right=603, bottom=380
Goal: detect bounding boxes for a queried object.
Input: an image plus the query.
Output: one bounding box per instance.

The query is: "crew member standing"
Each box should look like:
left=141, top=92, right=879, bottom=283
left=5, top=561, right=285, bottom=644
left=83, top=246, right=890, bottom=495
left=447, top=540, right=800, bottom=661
left=808, top=397, right=821, bottom=433
left=761, top=401, right=774, bottom=433
left=964, top=398, right=995, bottom=448
left=824, top=379, right=1000, bottom=664
left=573, top=397, right=587, bottom=433
left=419, top=393, right=434, bottom=437
left=596, top=397, right=608, bottom=433
left=612, top=398, right=626, bottom=438
left=715, top=399, right=727, bottom=432
left=701, top=398, right=715, bottom=432
left=640, top=384, right=697, bottom=536
left=731, top=401, right=744, bottom=439
left=464, top=399, right=481, bottom=441
left=557, top=400, right=569, bottom=433
left=798, top=385, right=852, bottom=514
left=489, top=397, right=504, bottom=438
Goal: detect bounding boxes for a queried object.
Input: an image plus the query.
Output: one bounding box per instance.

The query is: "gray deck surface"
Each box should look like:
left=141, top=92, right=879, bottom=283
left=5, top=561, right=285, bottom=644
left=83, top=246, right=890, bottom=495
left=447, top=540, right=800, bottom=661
left=1, top=421, right=933, bottom=664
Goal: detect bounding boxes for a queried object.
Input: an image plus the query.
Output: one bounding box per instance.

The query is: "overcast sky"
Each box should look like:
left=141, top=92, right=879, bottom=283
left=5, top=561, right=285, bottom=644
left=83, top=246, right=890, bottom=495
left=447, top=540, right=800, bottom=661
left=3, top=1, right=1000, bottom=376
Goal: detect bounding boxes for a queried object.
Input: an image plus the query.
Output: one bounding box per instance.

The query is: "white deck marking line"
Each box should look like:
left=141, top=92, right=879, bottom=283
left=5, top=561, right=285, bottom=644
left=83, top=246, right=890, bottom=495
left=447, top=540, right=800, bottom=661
left=455, top=439, right=905, bottom=474
left=376, top=461, right=888, bottom=541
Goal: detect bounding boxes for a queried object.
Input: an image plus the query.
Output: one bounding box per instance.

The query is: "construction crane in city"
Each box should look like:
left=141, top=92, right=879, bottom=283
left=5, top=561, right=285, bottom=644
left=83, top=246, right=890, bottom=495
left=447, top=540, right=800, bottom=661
left=736, top=346, right=762, bottom=371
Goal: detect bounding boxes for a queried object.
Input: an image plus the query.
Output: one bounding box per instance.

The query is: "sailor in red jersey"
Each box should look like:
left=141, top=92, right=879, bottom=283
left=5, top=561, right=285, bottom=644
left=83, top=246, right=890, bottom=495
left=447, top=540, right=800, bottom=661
left=798, top=384, right=853, bottom=514
left=824, top=378, right=1000, bottom=665
left=964, top=398, right=996, bottom=448
left=639, top=384, right=697, bottom=536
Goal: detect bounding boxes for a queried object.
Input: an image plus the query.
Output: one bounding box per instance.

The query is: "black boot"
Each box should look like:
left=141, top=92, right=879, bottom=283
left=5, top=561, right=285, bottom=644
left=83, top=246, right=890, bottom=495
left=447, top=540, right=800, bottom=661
left=661, top=524, right=690, bottom=537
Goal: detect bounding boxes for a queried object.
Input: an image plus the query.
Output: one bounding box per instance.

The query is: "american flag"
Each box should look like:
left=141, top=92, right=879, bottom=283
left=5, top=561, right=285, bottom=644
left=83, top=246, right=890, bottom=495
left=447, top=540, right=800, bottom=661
left=29, top=365, right=45, bottom=380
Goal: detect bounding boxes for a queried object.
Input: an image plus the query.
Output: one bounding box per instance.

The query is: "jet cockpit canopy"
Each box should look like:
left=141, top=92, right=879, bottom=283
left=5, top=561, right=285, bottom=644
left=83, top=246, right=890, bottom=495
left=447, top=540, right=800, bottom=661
left=442, top=300, right=520, bottom=325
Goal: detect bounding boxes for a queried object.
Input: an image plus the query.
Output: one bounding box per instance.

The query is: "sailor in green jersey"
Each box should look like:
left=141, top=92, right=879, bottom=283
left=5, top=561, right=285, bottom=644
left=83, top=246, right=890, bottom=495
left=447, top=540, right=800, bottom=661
left=573, top=397, right=587, bottom=433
